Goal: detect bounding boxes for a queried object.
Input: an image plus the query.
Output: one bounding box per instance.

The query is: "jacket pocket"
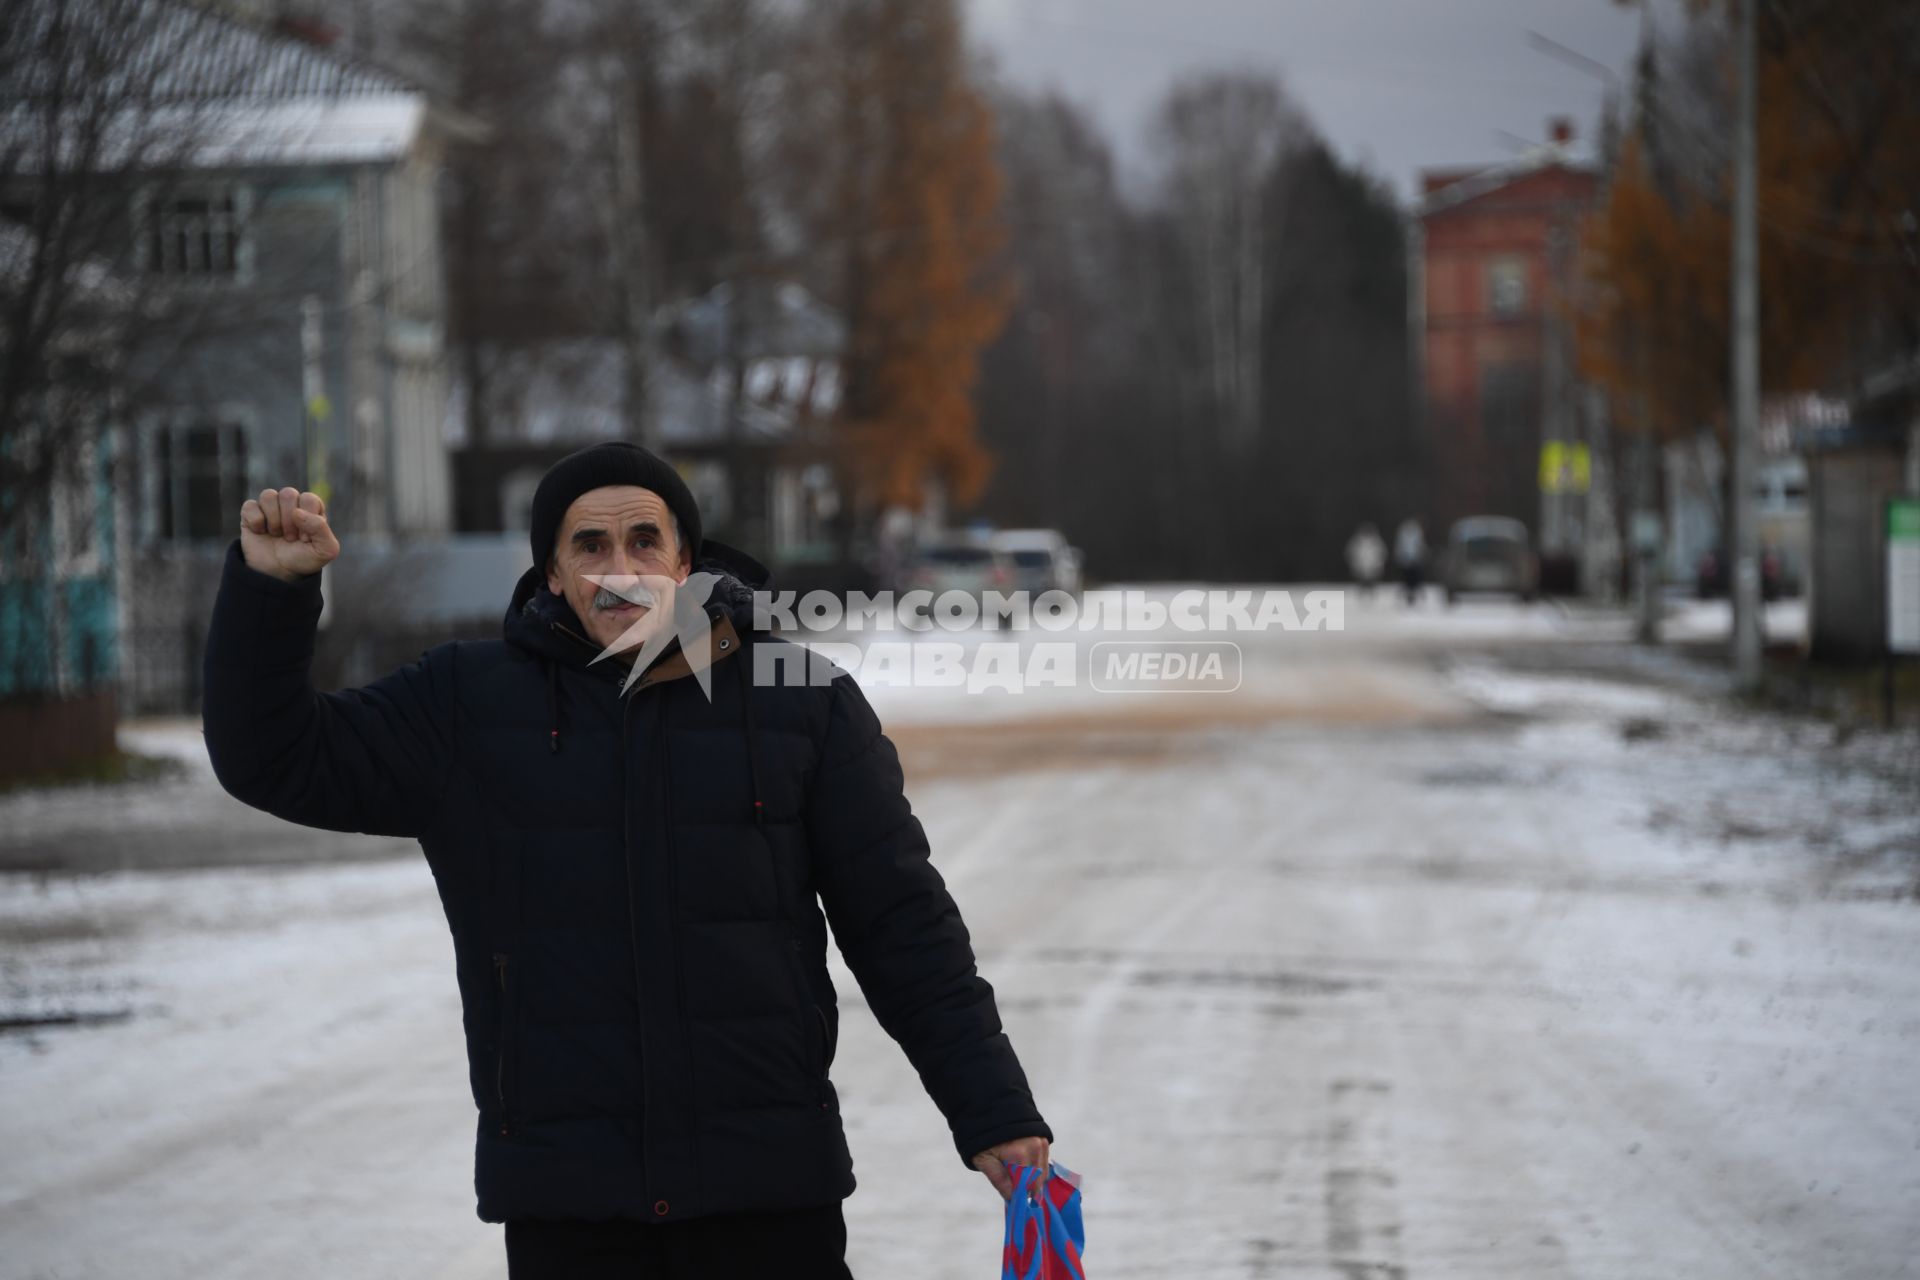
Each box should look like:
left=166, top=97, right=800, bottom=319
left=787, top=935, right=832, bottom=1101
left=808, top=1002, right=831, bottom=1078
left=492, top=951, right=521, bottom=1136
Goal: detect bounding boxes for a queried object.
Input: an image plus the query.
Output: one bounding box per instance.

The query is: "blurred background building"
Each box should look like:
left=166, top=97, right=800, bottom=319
left=446, top=281, right=846, bottom=562
left=1415, top=120, right=1602, bottom=596
left=4, top=0, right=464, bottom=740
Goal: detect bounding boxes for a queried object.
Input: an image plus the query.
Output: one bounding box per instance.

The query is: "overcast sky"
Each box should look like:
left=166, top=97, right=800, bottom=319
left=966, top=0, right=1676, bottom=203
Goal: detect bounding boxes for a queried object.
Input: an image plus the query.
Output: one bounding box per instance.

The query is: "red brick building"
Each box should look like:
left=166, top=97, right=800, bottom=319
left=1416, top=132, right=1599, bottom=558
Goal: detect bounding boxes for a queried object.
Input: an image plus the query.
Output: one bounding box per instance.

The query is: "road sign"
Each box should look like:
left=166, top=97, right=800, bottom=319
left=1539, top=441, right=1591, bottom=494
left=1889, top=497, right=1920, bottom=656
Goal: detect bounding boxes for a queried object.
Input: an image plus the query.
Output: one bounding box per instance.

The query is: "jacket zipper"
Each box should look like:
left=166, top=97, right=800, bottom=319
left=660, top=696, right=705, bottom=1200
left=493, top=951, right=516, bottom=1136
left=618, top=690, right=653, bottom=1199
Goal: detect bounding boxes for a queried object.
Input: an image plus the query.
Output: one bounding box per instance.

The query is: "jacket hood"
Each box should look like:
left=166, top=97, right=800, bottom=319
left=503, top=537, right=771, bottom=673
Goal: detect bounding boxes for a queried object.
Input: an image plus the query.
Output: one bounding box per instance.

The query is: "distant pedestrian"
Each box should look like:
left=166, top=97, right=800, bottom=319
left=1346, top=523, right=1387, bottom=598
left=1394, top=518, right=1427, bottom=605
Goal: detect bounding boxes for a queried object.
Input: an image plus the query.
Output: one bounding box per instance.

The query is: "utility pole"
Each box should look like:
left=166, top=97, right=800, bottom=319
left=1525, top=31, right=1623, bottom=601
left=1729, top=0, right=1764, bottom=688
left=1633, top=380, right=1660, bottom=644
left=1542, top=222, right=1572, bottom=569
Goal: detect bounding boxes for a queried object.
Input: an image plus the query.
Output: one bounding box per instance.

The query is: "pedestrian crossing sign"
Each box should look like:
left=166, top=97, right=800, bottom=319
left=1539, top=441, right=1591, bottom=495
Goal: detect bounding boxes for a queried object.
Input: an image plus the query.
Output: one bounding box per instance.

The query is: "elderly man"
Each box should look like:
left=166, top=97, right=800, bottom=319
left=201, top=442, right=1053, bottom=1279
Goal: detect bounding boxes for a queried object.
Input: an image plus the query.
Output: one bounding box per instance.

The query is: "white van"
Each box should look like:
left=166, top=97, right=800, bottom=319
left=989, top=528, right=1083, bottom=597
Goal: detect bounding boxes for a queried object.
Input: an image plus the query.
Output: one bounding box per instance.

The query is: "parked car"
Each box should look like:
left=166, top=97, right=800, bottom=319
left=988, top=528, right=1083, bottom=597
left=1443, top=516, right=1539, bottom=603
left=1695, top=546, right=1784, bottom=602
left=904, top=538, right=1017, bottom=603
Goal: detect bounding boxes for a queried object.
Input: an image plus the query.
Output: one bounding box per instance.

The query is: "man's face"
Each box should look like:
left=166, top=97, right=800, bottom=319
left=544, top=485, right=692, bottom=656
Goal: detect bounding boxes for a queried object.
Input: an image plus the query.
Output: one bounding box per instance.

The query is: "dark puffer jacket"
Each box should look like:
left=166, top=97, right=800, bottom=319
left=201, top=538, right=1050, bottom=1224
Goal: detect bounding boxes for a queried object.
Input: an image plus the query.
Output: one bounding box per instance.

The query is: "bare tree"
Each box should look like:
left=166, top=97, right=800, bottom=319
left=971, top=74, right=1415, bottom=582
left=1151, top=72, right=1306, bottom=457
left=3, top=0, right=220, bottom=548
left=1, top=0, right=404, bottom=543
left=2, top=0, right=378, bottom=699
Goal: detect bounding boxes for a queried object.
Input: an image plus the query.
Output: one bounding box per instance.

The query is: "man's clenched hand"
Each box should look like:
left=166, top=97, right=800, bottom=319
left=240, top=487, right=340, bottom=582
left=971, top=1135, right=1051, bottom=1202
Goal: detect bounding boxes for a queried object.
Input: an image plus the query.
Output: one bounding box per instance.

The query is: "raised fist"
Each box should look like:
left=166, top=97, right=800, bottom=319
left=239, top=487, right=340, bottom=582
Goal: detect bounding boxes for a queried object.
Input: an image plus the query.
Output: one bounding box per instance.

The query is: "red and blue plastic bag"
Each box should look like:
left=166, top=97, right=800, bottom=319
left=1000, top=1162, right=1085, bottom=1280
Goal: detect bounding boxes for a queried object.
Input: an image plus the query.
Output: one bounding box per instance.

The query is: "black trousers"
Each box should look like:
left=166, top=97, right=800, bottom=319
left=505, top=1202, right=854, bottom=1280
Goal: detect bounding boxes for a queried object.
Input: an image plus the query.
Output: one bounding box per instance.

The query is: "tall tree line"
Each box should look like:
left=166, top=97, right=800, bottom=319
left=974, top=73, right=1418, bottom=582
left=382, top=0, right=1011, bottom=540
left=371, top=1, right=1416, bottom=578
left=1579, top=0, right=1920, bottom=446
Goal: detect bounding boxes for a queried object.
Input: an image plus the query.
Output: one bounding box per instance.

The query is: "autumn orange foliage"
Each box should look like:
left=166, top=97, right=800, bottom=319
left=832, top=0, right=1012, bottom=513
left=1578, top=130, right=1731, bottom=442
left=1578, top=0, right=1920, bottom=443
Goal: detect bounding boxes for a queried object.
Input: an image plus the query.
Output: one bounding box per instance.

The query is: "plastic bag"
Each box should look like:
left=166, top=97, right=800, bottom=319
left=1000, top=1162, right=1085, bottom=1280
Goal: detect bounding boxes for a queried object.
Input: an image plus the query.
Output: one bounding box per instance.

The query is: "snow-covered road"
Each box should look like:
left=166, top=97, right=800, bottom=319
left=3, top=592, right=1917, bottom=1278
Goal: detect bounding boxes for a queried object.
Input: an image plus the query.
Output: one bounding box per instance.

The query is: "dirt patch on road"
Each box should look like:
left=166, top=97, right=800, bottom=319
left=887, top=695, right=1302, bottom=779
left=891, top=683, right=1475, bottom=780
left=891, top=716, right=1197, bottom=778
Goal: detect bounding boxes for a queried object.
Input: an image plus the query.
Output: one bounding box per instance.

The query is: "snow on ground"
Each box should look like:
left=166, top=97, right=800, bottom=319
left=1663, top=596, right=1810, bottom=646
left=828, top=584, right=1579, bottom=729
left=117, top=719, right=220, bottom=773
left=1441, top=661, right=1690, bottom=720
left=0, top=721, right=415, bottom=875
left=3, top=593, right=1917, bottom=1279
left=0, top=859, right=479, bottom=1278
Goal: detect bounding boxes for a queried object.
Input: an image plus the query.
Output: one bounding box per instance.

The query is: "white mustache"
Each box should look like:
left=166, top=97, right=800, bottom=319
left=592, top=583, right=658, bottom=610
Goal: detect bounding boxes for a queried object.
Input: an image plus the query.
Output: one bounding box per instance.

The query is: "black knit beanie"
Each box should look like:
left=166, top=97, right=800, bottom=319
left=529, top=442, right=703, bottom=573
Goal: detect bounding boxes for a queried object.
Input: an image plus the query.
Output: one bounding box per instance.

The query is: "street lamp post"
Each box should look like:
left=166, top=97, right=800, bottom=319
left=1729, top=0, right=1765, bottom=689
